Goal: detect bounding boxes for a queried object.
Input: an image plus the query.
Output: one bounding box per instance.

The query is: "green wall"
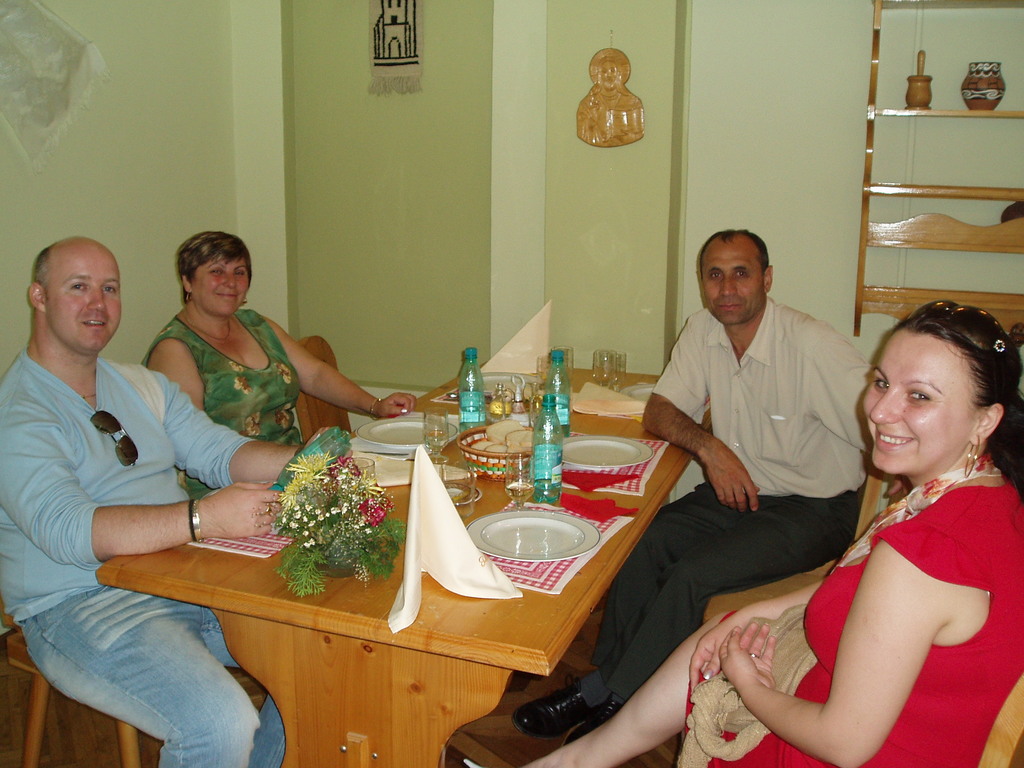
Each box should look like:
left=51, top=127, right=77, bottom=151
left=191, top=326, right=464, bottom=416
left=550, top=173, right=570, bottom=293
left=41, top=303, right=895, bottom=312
left=288, top=0, right=494, bottom=391
left=3, top=2, right=1019, bottom=395
left=0, top=0, right=288, bottom=368
left=0, top=2, right=237, bottom=366
left=544, top=1, right=686, bottom=377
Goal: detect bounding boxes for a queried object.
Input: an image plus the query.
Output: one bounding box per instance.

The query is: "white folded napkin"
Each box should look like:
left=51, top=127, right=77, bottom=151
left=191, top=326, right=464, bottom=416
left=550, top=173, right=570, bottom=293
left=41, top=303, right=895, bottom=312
left=572, top=381, right=646, bottom=418
left=351, top=451, right=413, bottom=487
left=389, top=447, right=521, bottom=633
left=482, top=300, right=551, bottom=374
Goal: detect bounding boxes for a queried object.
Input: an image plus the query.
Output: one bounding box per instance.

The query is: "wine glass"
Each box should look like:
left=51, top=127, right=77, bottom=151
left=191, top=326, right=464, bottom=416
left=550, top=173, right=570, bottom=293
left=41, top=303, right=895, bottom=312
left=504, top=453, right=534, bottom=511
left=423, top=406, right=450, bottom=464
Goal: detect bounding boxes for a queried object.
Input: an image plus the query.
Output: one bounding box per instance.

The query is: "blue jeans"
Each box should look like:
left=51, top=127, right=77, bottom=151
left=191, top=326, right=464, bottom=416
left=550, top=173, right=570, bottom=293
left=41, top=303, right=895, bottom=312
left=21, top=587, right=284, bottom=768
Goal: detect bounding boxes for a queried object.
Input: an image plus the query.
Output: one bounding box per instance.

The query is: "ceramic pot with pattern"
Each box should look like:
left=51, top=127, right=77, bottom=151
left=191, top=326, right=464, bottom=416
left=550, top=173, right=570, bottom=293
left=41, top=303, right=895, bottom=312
left=961, top=62, right=1005, bottom=110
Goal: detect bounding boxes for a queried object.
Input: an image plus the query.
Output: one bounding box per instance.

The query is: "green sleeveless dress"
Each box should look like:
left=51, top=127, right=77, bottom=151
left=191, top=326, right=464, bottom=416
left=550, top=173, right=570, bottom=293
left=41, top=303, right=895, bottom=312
left=145, top=309, right=301, bottom=498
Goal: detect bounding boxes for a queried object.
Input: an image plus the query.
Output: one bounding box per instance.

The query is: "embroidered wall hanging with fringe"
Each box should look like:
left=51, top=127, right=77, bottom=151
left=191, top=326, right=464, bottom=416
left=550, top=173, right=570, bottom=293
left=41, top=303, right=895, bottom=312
left=0, top=0, right=108, bottom=172
left=370, top=0, right=422, bottom=95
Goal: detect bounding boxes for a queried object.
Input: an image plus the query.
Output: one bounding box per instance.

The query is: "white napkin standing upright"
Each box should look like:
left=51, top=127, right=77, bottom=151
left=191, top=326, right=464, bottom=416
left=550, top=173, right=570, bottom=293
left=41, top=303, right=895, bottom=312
left=389, top=447, right=521, bottom=633
left=482, top=301, right=551, bottom=374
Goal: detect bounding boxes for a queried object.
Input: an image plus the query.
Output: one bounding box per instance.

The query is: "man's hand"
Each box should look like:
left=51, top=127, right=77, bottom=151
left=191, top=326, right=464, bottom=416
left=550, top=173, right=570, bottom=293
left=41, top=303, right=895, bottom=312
left=199, top=482, right=281, bottom=540
left=701, top=439, right=760, bottom=512
left=643, top=393, right=760, bottom=511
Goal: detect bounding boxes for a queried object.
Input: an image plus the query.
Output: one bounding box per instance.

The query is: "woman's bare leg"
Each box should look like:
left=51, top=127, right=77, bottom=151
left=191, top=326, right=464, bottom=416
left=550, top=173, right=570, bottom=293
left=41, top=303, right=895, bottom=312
left=520, top=631, right=701, bottom=768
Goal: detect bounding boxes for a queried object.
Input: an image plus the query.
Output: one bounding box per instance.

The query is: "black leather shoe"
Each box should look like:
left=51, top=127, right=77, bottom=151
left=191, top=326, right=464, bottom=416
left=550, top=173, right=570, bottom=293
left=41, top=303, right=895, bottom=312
left=512, top=678, right=597, bottom=739
left=564, top=697, right=623, bottom=743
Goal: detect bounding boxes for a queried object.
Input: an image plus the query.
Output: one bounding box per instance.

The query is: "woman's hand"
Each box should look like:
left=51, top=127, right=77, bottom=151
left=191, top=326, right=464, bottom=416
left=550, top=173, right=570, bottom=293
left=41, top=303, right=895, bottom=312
left=719, top=622, right=778, bottom=691
left=689, top=616, right=742, bottom=689
left=374, top=392, right=416, bottom=418
left=198, top=482, right=281, bottom=540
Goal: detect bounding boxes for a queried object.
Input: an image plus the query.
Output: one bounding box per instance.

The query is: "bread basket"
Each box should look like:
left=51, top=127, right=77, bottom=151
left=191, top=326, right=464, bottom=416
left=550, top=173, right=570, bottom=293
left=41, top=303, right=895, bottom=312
left=458, top=426, right=531, bottom=480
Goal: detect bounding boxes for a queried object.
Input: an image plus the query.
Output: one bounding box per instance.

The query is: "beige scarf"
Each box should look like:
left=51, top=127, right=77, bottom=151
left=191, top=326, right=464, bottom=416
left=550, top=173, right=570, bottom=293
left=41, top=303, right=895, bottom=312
left=839, top=455, right=999, bottom=566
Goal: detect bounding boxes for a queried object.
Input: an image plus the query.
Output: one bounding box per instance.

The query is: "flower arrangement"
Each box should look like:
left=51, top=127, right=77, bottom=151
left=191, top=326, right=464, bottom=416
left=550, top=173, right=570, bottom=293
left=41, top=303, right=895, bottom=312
left=275, top=453, right=404, bottom=597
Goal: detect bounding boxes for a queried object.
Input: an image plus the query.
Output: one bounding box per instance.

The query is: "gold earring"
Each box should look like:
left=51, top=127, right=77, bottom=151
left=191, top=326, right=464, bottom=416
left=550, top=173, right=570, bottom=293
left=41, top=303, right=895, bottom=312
left=964, top=443, right=979, bottom=479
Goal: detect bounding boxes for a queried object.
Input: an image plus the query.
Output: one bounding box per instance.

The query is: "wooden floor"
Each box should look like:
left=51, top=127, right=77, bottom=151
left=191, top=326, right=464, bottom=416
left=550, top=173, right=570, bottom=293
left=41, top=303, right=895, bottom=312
left=1, top=606, right=679, bottom=768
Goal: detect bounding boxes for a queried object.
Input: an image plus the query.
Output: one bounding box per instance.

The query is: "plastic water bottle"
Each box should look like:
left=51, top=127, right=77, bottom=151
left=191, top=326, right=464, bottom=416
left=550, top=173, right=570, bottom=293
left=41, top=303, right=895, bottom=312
left=545, top=349, right=571, bottom=436
left=532, top=393, right=563, bottom=503
left=458, top=347, right=486, bottom=431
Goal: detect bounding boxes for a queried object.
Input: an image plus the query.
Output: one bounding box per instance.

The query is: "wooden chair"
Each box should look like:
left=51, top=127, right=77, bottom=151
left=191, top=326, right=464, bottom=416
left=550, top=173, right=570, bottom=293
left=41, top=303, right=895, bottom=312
left=703, top=468, right=888, bottom=618
left=980, top=671, right=1024, bottom=768
left=2, top=600, right=142, bottom=768
left=295, top=335, right=352, bottom=436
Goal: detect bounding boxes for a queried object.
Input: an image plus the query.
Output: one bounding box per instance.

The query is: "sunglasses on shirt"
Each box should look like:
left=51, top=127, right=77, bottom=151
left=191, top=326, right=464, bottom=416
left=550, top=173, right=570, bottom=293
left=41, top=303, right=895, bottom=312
left=91, top=410, right=139, bottom=467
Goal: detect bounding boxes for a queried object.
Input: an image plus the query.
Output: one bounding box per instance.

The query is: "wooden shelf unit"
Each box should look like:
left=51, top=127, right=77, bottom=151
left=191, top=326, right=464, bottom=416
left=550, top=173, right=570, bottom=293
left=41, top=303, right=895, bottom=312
left=855, top=0, right=1024, bottom=334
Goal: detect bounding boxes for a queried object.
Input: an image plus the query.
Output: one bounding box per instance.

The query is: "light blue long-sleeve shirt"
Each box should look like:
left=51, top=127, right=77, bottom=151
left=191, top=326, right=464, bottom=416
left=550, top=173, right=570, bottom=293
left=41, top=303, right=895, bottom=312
left=0, top=351, right=249, bottom=623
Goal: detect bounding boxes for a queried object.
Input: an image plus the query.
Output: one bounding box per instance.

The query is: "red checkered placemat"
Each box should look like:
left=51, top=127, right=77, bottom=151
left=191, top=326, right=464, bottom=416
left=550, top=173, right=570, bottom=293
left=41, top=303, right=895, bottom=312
left=190, top=534, right=292, bottom=558
left=486, top=504, right=633, bottom=594
left=563, top=438, right=668, bottom=496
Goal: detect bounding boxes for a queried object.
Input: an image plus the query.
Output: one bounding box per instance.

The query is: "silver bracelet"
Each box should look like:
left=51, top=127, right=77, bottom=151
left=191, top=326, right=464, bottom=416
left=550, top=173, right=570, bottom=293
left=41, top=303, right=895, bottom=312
left=188, top=498, right=203, bottom=542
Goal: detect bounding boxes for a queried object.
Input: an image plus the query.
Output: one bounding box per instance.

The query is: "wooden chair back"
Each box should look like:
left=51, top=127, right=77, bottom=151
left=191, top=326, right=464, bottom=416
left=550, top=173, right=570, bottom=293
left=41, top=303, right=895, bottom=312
left=294, top=335, right=352, bottom=437
left=980, top=671, right=1024, bottom=768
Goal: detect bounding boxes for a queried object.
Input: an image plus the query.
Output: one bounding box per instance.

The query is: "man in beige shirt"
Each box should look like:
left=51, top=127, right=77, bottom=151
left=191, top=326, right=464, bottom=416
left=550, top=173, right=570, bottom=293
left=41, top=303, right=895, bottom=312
left=514, top=229, right=870, bottom=742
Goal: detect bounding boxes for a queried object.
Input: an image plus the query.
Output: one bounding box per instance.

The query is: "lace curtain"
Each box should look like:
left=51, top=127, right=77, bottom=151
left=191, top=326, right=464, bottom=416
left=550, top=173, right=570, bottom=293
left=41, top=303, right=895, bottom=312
left=0, top=0, right=107, bottom=171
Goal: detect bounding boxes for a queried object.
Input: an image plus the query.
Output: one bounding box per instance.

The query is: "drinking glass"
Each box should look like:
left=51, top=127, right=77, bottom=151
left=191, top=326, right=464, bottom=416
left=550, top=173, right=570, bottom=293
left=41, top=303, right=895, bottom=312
left=423, top=406, right=450, bottom=464
left=536, top=353, right=551, bottom=383
left=352, top=457, right=376, bottom=483
left=438, top=463, right=477, bottom=517
left=504, top=453, right=534, bottom=511
left=592, top=349, right=616, bottom=388
left=612, top=351, right=628, bottom=391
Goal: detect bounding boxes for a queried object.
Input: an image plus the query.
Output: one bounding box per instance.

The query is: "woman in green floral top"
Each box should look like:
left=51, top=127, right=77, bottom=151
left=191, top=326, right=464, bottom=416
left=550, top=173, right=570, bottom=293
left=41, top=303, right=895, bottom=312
left=146, top=231, right=416, bottom=498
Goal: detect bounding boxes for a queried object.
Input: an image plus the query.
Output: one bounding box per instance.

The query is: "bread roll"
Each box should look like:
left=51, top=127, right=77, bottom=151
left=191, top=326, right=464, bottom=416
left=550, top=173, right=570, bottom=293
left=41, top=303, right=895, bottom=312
left=485, top=419, right=522, bottom=443
left=505, top=429, right=533, bottom=452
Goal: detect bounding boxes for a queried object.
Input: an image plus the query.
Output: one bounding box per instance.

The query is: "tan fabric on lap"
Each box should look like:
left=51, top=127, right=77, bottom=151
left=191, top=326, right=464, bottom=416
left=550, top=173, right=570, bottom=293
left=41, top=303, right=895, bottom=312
left=679, top=604, right=815, bottom=767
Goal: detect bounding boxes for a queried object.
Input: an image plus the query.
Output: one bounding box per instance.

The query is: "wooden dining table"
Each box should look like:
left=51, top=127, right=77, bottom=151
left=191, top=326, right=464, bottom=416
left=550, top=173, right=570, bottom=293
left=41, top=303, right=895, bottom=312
left=97, top=371, right=695, bottom=768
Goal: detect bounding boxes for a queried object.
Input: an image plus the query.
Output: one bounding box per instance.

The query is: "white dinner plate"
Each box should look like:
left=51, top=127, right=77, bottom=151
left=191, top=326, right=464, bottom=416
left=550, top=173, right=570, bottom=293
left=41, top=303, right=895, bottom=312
left=355, top=416, right=457, bottom=450
left=562, top=435, right=654, bottom=470
left=467, top=510, right=600, bottom=561
left=620, top=382, right=655, bottom=402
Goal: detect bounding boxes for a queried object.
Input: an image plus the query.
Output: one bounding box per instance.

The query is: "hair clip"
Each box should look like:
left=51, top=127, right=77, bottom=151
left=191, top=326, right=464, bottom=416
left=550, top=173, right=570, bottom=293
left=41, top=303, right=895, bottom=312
left=994, top=339, right=1007, bottom=353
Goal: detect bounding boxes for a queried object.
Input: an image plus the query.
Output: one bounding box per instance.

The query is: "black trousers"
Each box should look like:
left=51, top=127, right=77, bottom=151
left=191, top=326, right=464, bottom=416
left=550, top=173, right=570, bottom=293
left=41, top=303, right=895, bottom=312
left=592, top=482, right=859, bottom=700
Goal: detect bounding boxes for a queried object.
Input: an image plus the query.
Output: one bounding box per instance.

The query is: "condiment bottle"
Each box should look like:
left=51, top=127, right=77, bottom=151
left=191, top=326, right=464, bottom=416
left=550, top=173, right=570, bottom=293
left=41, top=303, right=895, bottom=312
left=488, top=382, right=512, bottom=423
left=510, top=375, right=530, bottom=427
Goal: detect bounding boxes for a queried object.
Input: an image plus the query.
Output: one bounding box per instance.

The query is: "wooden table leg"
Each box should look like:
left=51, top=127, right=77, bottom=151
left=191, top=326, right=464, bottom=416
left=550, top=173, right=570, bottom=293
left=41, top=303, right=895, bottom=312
left=217, top=611, right=513, bottom=768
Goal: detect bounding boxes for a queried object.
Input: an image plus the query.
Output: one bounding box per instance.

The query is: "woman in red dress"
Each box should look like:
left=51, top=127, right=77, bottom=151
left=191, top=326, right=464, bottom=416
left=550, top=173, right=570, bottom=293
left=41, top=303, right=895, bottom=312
left=521, top=301, right=1024, bottom=768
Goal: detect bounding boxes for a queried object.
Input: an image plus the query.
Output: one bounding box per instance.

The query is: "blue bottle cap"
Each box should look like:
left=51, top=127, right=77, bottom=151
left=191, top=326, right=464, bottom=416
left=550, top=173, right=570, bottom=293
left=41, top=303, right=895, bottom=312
left=550, top=349, right=564, bottom=363
left=465, top=347, right=478, bottom=359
